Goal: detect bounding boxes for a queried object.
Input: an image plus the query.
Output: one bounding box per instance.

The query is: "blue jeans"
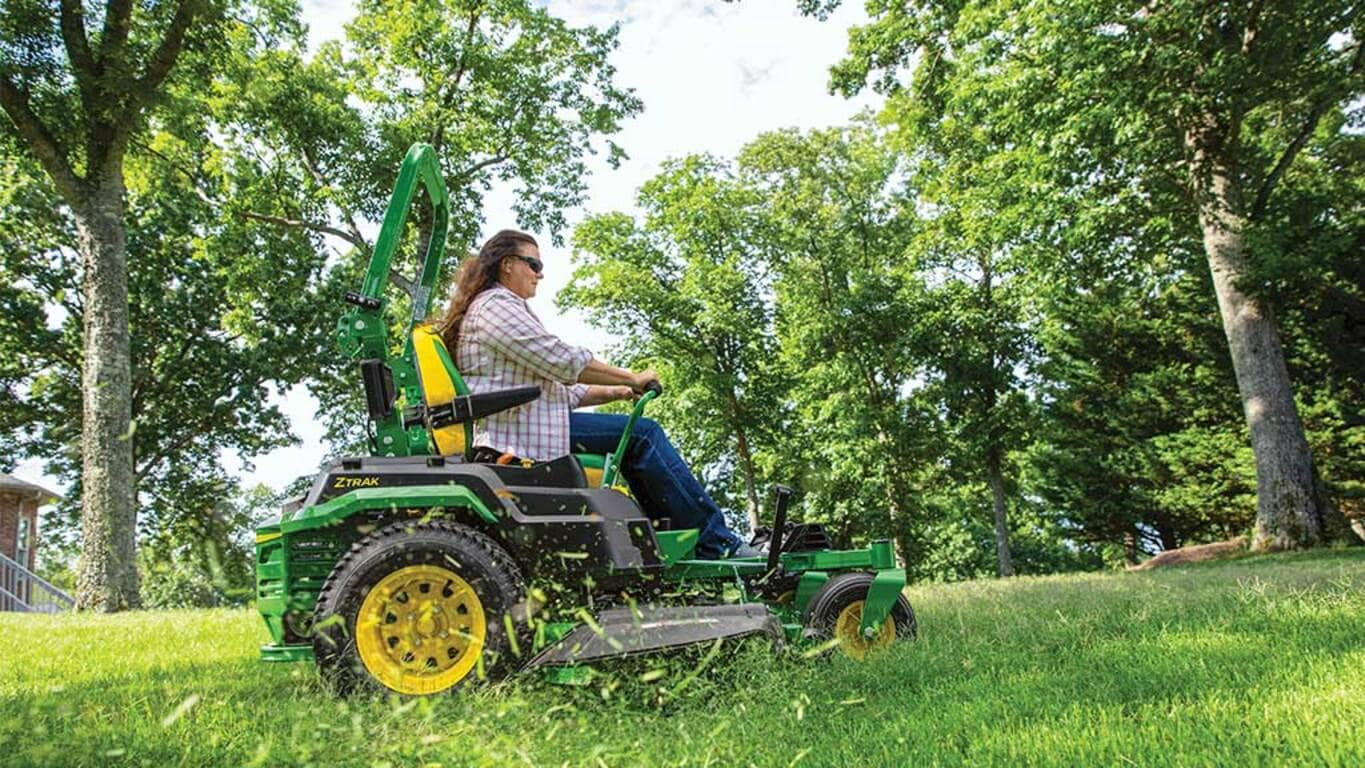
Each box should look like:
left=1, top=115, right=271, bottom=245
left=569, top=412, right=743, bottom=559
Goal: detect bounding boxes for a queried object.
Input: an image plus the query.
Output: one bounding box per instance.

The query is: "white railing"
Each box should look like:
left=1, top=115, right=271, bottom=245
left=0, top=551, right=74, bottom=613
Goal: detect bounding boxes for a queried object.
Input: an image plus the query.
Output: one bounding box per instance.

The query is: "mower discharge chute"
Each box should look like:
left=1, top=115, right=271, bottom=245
left=254, top=143, right=916, bottom=695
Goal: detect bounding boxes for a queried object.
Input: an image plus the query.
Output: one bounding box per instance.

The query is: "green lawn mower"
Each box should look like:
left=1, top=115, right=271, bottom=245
left=254, top=143, right=915, bottom=695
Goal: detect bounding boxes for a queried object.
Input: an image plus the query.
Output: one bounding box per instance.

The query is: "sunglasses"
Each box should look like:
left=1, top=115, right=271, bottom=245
left=514, top=254, right=544, bottom=274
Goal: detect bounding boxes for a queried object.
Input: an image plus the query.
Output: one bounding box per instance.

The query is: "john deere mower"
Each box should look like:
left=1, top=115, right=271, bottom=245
left=254, top=144, right=915, bottom=695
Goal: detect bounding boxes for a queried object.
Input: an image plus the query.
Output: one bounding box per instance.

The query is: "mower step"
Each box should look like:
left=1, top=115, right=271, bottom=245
left=526, top=603, right=783, bottom=668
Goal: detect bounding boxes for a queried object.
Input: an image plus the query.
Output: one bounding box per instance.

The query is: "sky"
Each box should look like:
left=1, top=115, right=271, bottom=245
left=14, top=0, right=878, bottom=499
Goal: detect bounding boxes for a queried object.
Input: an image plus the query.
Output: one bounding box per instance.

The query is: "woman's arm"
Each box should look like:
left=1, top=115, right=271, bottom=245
left=577, top=357, right=659, bottom=393
left=576, top=384, right=636, bottom=408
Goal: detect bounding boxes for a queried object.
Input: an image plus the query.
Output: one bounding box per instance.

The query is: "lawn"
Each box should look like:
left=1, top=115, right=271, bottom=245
left=2, top=549, right=1363, bottom=767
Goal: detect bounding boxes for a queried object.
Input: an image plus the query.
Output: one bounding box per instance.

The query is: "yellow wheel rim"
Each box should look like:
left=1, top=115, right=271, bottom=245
left=355, top=564, right=486, bottom=695
left=832, top=600, right=896, bottom=661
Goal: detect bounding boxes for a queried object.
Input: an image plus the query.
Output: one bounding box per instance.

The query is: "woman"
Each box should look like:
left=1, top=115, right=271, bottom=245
left=438, top=229, right=755, bottom=559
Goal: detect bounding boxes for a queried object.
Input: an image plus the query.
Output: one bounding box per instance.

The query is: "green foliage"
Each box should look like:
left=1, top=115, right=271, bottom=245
left=215, top=0, right=642, bottom=449
left=2, top=0, right=640, bottom=588
left=2, top=551, right=1363, bottom=764
left=782, top=0, right=1364, bottom=555
left=737, top=123, right=927, bottom=555
left=1, top=4, right=325, bottom=558
left=564, top=155, right=783, bottom=525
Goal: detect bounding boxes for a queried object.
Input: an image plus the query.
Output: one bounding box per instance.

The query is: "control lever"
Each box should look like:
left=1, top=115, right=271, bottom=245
left=766, top=484, right=793, bottom=574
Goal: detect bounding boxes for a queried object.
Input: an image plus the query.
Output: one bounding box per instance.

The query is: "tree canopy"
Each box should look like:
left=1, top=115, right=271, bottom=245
left=2, top=1, right=1360, bottom=606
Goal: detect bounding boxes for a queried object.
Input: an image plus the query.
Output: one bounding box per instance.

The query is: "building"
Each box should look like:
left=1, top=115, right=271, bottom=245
left=0, top=474, right=57, bottom=569
left=0, top=474, right=70, bottom=612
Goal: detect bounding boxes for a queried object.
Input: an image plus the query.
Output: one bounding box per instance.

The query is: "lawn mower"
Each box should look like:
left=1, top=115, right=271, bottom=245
left=254, top=143, right=915, bottom=695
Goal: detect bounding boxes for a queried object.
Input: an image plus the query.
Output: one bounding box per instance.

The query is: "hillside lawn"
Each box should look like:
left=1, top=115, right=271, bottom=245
left=1, top=549, right=1362, bottom=767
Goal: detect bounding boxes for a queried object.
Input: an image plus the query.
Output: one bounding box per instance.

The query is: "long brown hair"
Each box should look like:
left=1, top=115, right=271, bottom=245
left=438, top=229, right=538, bottom=349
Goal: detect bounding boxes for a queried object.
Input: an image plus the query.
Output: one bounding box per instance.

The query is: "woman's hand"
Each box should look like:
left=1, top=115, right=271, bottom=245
left=630, top=368, right=660, bottom=394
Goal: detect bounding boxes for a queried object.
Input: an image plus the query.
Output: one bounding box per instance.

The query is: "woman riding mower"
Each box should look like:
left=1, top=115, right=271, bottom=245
left=437, top=229, right=760, bottom=560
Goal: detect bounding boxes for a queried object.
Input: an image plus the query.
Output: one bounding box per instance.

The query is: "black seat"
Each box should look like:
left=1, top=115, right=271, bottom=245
left=483, top=454, right=589, bottom=489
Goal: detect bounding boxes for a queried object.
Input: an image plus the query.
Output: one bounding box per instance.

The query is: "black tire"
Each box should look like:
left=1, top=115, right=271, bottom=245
left=802, top=572, right=916, bottom=659
left=312, top=519, right=528, bottom=695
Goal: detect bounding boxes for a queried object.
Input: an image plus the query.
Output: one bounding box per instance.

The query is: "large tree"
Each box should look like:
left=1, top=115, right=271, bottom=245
left=224, top=0, right=642, bottom=448
left=738, top=124, right=925, bottom=561
left=3, top=0, right=640, bottom=607
left=1, top=99, right=332, bottom=572
left=564, top=155, right=781, bottom=530
left=0, top=0, right=234, bottom=609
left=813, top=0, right=1361, bottom=550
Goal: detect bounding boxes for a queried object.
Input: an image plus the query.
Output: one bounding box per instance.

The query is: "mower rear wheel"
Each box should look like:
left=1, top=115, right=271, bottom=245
left=802, top=572, right=915, bottom=661
left=312, top=519, right=527, bottom=695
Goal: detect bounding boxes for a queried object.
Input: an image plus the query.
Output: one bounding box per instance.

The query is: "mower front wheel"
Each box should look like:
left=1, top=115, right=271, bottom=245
left=803, top=572, right=915, bottom=661
left=312, top=519, right=528, bottom=696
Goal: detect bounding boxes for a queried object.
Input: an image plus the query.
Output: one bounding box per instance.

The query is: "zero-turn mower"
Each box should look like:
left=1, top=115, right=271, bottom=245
left=254, top=144, right=915, bottom=695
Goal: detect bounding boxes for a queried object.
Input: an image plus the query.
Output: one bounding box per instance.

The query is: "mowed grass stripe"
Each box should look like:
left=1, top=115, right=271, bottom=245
left=0, top=548, right=1361, bottom=767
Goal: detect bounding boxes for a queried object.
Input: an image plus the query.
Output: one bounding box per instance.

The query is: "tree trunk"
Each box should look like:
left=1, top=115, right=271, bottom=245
left=979, top=256, right=1013, bottom=576
left=1190, top=146, right=1328, bottom=551
left=986, top=450, right=1014, bottom=577
left=73, top=173, right=140, bottom=611
left=733, top=423, right=761, bottom=532
left=719, top=388, right=762, bottom=531
left=1155, top=520, right=1180, bottom=552
left=1123, top=529, right=1139, bottom=568
left=872, top=426, right=911, bottom=568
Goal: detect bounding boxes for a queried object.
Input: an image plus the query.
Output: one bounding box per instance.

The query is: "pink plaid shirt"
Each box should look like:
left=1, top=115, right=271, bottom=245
left=456, top=285, right=591, bottom=461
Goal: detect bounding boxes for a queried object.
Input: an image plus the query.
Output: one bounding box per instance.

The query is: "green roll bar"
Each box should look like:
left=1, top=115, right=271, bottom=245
left=336, top=143, right=450, bottom=457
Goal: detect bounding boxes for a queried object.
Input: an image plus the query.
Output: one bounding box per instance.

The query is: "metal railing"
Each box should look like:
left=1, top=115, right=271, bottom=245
left=0, top=551, right=74, bottom=613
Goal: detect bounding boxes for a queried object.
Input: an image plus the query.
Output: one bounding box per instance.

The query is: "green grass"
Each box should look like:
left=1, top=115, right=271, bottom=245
left=3, top=549, right=1363, bottom=767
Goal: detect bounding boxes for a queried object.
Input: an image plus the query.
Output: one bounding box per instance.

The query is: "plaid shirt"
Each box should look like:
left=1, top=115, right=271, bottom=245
left=456, top=285, right=591, bottom=461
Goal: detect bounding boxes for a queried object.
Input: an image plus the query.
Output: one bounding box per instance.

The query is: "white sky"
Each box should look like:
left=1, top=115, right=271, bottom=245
left=14, top=0, right=876, bottom=499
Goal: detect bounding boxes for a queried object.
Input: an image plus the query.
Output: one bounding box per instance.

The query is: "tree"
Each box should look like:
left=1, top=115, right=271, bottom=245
left=0, top=0, right=236, bottom=609
left=2, top=0, right=641, bottom=607
left=1031, top=261, right=1257, bottom=564
left=564, top=156, right=781, bottom=530
left=814, top=0, right=1361, bottom=550
left=222, top=0, right=642, bottom=448
left=1, top=3, right=333, bottom=604
left=738, top=124, right=926, bottom=562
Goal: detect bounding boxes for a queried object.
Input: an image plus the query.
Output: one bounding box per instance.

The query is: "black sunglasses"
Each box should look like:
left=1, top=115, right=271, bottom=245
left=514, top=254, right=544, bottom=274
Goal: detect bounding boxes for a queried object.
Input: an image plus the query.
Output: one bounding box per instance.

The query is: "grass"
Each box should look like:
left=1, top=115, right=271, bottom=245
left=2, top=549, right=1363, bottom=767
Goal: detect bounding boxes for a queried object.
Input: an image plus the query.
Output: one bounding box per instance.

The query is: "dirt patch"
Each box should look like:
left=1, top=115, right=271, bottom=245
left=1130, top=538, right=1247, bottom=571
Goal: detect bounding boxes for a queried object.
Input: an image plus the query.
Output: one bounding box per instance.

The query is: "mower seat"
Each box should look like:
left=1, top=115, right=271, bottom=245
left=412, top=325, right=610, bottom=489
left=411, top=325, right=476, bottom=459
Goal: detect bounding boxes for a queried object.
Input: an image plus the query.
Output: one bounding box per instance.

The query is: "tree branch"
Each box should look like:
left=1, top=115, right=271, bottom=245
left=57, top=0, right=98, bottom=102
left=99, top=0, right=136, bottom=65
left=431, top=7, right=482, bottom=147
left=1251, top=40, right=1365, bottom=221
left=300, top=147, right=370, bottom=249
left=130, top=0, right=196, bottom=106
left=0, top=77, right=84, bottom=201
left=449, top=153, right=508, bottom=183
left=389, top=271, right=414, bottom=294
left=1239, top=0, right=1265, bottom=58
left=237, top=210, right=368, bottom=248
left=130, top=135, right=214, bottom=205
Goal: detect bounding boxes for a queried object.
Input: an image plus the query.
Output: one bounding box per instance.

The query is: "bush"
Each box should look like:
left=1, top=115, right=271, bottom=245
left=140, top=559, right=248, bottom=609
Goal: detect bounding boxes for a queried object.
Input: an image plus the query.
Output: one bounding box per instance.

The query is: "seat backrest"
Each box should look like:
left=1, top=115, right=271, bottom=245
left=411, top=325, right=474, bottom=459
